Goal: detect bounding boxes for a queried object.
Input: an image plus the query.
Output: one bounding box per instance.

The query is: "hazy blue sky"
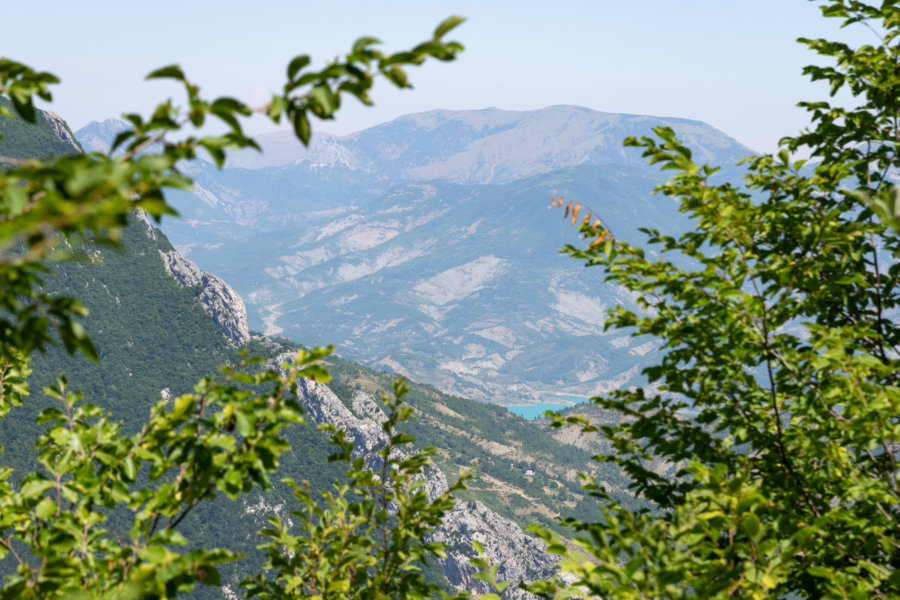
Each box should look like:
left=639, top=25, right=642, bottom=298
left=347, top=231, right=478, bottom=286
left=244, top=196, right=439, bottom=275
left=3, top=1, right=873, bottom=153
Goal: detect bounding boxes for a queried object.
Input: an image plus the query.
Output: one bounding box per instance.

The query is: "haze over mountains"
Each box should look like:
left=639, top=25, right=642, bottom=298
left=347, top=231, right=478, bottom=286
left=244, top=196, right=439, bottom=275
left=77, top=105, right=752, bottom=406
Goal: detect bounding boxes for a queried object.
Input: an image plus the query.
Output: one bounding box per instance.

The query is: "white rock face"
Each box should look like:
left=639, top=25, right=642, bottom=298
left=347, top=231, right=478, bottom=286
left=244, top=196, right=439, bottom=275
left=435, top=501, right=559, bottom=599
left=413, top=255, right=508, bottom=307
left=290, top=373, right=557, bottom=598
left=295, top=377, right=391, bottom=456
left=42, top=111, right=81, bottom=152
left=158, top=249, right=250, bottom=345
left=551, top=289, right=608, bottom=327
left=293, top=376, right=450, bottom=500
left=135, top=209, right=250, bottom=345
left=134, top=210, right=157, bottom=240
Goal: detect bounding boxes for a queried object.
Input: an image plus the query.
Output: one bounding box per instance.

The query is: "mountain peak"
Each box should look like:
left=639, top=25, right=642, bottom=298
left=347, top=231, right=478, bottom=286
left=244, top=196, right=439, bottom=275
left=0, top=97, right=82, bottom=158
left=75, top=118, right=129, bottom=153
left=297, top=106, right=751, bottom=185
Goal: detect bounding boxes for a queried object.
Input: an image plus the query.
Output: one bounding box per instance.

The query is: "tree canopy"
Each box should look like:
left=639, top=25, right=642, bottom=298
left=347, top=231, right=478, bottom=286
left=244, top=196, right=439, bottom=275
left=525, top=1, right=900, bottom=598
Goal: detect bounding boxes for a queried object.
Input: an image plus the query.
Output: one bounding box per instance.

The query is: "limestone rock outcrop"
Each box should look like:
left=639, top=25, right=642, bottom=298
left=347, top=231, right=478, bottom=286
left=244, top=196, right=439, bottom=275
left=435, top=500, right=559, bottom=599
left=42, top=110, right=81, bottom=152
left=158, top=248, right=250, bottom=345
left=139, top=210, right=251, bottom=345
left=293, top=376, right=450, bottom=500
left=290, top=372, right=557, bottom=598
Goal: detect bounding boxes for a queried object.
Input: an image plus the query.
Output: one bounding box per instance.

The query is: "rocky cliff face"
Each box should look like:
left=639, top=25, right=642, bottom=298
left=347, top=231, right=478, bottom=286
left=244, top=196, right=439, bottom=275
left=293, top=374, right=451, bottom=501
left=435, top=501, right=558, bottom=598
left=289, top=369, right=557, bottom=598
left=158, top=249, right=250, bottom=345
left=41, top=110, right=81, bottom=152
left=135, top=215, right=251, bottom=346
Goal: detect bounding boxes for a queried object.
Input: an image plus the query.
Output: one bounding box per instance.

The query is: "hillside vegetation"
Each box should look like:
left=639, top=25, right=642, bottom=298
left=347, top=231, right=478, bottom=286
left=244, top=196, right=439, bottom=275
left=0, top=96, right=81, bottom=159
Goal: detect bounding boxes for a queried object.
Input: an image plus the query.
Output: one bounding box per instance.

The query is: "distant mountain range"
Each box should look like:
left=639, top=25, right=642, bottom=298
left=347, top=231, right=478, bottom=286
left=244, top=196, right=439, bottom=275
left=292, top=105, right=748, bottom=184
left=77, top=121, right=322, bottom=169
left=76, top=105, right=753, bottom=405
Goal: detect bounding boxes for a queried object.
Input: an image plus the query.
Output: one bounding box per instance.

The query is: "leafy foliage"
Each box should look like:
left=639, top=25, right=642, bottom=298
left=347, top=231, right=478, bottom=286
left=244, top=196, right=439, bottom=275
left=529, top=2, right=900, bottom=598
left=0, top=347, right=328, bottom=599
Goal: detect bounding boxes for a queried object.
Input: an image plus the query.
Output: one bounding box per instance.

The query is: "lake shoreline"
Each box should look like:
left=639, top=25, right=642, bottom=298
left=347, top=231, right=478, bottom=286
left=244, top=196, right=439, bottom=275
left=506, top=393, right=593, bottom=420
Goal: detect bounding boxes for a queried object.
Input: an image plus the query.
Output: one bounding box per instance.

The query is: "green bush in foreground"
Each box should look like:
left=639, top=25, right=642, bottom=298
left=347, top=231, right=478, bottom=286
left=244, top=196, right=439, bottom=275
left=526, top=2, right=900, bottom=598
left=244, top=380, right=468, bottom=600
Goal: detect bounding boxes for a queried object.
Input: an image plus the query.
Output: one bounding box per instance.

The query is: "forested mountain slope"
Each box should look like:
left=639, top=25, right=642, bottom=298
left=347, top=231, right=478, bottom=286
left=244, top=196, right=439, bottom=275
left=8, top=208, right=622, bottom=596
left=0, top=96, right=81, bottom=158
left=0, top=210, right=350, bottom=597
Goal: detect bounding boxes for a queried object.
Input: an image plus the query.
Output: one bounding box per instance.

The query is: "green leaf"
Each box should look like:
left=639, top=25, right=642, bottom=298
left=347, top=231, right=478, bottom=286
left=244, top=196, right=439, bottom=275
left=287, top=55, right=311, bottom=81
left=146, top=64, right=185, bottom=80
left=310, top=85, right=338, bottom=117
left=808, top=566, right=834, bottom=578
left=20, top=477, right=54, bottom=498
left=34, top=497, right=57, bottom=519
left=36, top=408, right=66, bottom=425
left=291, top=108, right=311, bottom=145
left=149, top=529, right=187, bottom=545
left=352, top=36, right=381, bottom=54
left=743, top=513, right=761, bottom=539
left=123, top=456, right=137, bottom=481
left=172, top=394, right=194, bottom=419
left=10, top=93, right=36, bottom=123
left=433, top=16, right=466, bottom=39
left=110, top=129, right=134, bottom=152
left=390, top=433, right=416, bottom=445
left=211, top=96, right=250, bottom=115
left=267, top=94, right=287, bottom=121
left=235, top=410, right=254, bottom=436
left=624, top=555, right=643, bottom=578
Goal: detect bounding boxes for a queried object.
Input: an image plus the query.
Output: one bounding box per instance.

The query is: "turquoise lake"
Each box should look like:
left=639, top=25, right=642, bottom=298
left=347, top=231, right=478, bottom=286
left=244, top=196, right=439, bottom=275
left=507, top=395, right=591, bottom=420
